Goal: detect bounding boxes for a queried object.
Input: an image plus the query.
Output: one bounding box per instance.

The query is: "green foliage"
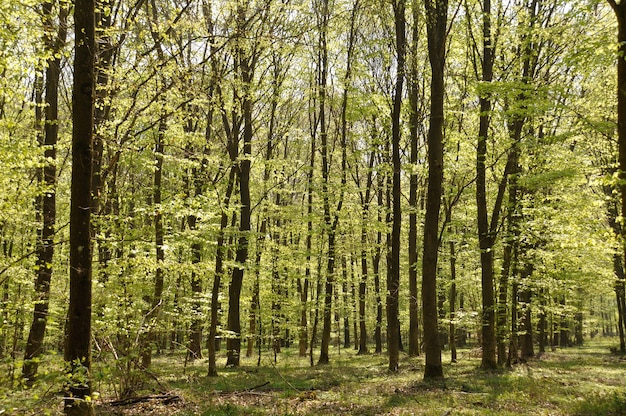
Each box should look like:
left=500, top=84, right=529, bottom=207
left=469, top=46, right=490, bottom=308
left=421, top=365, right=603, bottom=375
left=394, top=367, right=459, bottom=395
left=572, top=391, right=626, bottom=416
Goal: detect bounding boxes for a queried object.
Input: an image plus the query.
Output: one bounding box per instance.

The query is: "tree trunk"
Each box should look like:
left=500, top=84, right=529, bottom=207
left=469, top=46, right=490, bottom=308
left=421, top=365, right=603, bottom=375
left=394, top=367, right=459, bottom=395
left=408, top=0, right=422, bottom=358
left=476, top=0, right=497, bottom=371
left=358, top=151, right=375, bottom=355
left=226, top=4, right=254, bottom=366
left=519, top=264, right=534, bottom=360
left=422, top=0, right=448, bottom=380
left=387, top=0, right=406, bottom=372
left=141, top=112, right=166, bottom=369
left=608, top=0, right=626, bottom=355
left=65, top=0, right=95, bottom=412
left=23, top=0, right=67, bottom=384
left=374, top=173, right=384, bottom=354
left=449, top=240, right=457, bottom=363
left=316, top=0, right=333, bottom=365
left=615, top=253, right=626, bottom=353
left=208, top=166, right=236, bottom=376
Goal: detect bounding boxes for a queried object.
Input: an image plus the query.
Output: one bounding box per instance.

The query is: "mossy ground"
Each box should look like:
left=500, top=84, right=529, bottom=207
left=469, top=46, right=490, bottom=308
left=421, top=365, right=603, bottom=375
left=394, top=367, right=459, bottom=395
left=2, top=338, right=625, bottom=415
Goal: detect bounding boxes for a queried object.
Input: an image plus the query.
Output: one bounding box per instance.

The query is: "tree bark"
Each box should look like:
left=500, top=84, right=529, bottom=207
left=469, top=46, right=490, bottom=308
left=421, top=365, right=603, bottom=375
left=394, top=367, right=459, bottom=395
left=65, top=0, right=95, bottom=412
left=449, top=240, right=457, bottom=363
left=23, top=0, right=67, bottom=384
left=608, top=0, right=626, bottom=357
left=422, top=0, right=448, bottom=380
left=358, top=151, right=375, bottom=355
left=476, top=0, right=497, bottom=371
left=226, top=5, right=254, bottom=365
left=407, top=0, right=422, bottom=358
left=208, top=166, right=236, bottom=375
left=387, top=0, right=406, bottom=372
left=317, top=0, right=334, bottom=366
left=373, top=172, right=385, bottom=354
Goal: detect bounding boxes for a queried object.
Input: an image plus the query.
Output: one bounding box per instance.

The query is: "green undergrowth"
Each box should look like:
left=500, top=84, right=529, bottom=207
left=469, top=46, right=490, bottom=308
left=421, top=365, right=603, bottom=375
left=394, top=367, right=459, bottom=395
left=1, top=339, right=625, bottom=415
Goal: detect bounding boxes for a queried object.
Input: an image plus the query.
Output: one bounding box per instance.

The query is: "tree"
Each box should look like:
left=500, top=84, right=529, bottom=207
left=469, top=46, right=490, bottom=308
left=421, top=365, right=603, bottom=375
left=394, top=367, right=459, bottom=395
left=65, top=0, right=95, bottom=413
left=422, top=0, right=448, bottom=379
left=387, top=0, right=406, bottom=372
left=475, top=0, right=498, bottom=370
left=407, top=0, right=425, bottom=358
left=23, top=0, right=67, bottom=384
left=608, top=0, right=626, bottom=341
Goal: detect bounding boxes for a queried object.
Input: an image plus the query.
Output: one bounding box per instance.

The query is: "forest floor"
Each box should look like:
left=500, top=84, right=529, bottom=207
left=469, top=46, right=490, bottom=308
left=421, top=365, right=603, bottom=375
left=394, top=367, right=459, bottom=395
left=3, top=338, right=626, bottom=415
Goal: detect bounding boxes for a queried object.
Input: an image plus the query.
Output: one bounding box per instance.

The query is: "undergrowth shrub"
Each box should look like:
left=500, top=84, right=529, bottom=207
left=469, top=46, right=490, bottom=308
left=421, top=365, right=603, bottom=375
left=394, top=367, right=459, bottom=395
left=572, top=391, right=626, bottom=416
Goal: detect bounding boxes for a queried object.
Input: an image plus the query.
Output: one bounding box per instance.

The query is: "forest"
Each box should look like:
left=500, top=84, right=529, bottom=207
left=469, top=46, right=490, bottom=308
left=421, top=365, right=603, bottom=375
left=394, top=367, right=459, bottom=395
left=1, top=0, right=626, bottom=414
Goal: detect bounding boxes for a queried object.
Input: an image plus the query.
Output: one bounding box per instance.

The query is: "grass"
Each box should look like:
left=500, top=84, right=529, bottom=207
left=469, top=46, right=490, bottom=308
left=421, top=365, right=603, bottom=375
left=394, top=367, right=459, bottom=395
left=2, top=338, right=625, bottom=415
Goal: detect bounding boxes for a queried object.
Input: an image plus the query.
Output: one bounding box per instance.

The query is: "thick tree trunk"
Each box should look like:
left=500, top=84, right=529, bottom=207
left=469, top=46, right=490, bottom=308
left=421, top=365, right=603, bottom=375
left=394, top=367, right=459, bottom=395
left=608, top=0, right=626, bottom=356
left=422, top=0, right=448, bottom=380
left=65, top=0, right=95, bottom=412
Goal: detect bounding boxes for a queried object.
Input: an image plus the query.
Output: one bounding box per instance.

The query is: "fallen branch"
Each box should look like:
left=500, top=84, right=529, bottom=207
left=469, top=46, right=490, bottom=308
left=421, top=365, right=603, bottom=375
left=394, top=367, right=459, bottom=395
left=108, top=393, right=182, bottom=407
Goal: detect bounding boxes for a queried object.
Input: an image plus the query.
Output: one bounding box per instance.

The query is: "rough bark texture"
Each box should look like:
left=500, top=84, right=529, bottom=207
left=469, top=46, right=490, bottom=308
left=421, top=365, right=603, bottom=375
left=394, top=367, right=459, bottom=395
left=65, top=0, right=95, bottom=412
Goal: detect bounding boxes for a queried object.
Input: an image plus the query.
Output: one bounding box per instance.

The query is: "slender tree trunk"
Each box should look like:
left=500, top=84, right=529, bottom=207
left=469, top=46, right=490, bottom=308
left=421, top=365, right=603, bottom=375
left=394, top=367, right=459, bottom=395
left=301, top=74, right=317, bottom=358
left=538, top=293, right=547, bottom=354
left=476, top=0, right=497, bottom=371
left=342, top=259, right=351, bottom=349
left=358, top=151, right=375, bottom=355
left=208, top=166, right=236, bottom=376
left=387, top=0, right=406, bottom=372
left=559, top=296, right=569, bottom=347
left=374, top=173, right=384, bottom=354
left=317, top=0, right=334, bottom=365
left=508, top=271, right=519, bottom=366
left=615, top=253, right=626, bottom=353
left=23, top=0, right=67, bottom=384
left=141, top=0, right=169, bottom=369
left=519, top=264, right=534, bottom=360
left=65, top=0, right=95, bottom=412
left=187, top=211, right=203, bottom=359
left=248, top=54, right=281, bottom=357
left=497, top=191, right=515, bottom=365
left=422, top=0, right=448, bottom=380
left=141, top=112, right=166, bottom=369
left=449, top=240, right=457, bottom=363
left=226, top=4, right=254, bottom=367
left=408, top=0, right=422, bottom=358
